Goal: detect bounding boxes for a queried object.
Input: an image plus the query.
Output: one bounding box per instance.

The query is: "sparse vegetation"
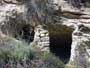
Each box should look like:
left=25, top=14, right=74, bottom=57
left=0, top=41, right=35, bottom=61
left=0, top=37, right=66, bottom=68
left=41, top=52, right=65, bottom=68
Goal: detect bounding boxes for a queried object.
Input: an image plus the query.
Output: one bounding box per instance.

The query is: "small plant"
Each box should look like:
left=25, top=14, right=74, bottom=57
left=0, top=39, right=35, bottom=63
left=41, top=52, right=65, bottom=68
left=0, top=50, right=13, bottom=63
left=13, top=41, right=35, bottom=61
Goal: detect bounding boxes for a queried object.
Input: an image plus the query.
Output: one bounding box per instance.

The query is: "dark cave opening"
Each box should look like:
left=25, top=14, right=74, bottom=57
left=20, top=24, right=35, bottom=43
left=50, top=35, right=72, bottom=64
left=11, top=24, right=35, bottom=43
left=48, top=24, right=73, bottom=64
left=1, top=19, right=35, bottom=43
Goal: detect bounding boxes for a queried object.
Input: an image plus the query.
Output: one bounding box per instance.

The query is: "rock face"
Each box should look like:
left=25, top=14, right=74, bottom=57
left=51, top=0, right=90, bottom=67
left=62, top=19, right=90, bottom=67
left=0, top=0, right=90, bottom=67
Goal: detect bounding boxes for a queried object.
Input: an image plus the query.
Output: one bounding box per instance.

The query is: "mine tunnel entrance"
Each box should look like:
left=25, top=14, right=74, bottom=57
left=48, top=24, right=73, bottom=64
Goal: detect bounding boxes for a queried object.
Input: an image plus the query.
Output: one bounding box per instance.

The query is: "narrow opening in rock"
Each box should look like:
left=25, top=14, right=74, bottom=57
left=20, top=24, right=35, bottom=43
left=48, top=24, right=73, bottom=64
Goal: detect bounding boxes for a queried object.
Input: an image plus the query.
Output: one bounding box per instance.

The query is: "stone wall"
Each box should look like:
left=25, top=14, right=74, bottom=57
left=33, top=25, right=49, bottom=52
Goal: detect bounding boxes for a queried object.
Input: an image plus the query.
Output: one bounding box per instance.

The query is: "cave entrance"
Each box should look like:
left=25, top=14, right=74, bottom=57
left=48, top=24, right=73, bottom=64
left=19, top=24, right=35, bottom=43
left=10, top=23, right=35, bottom=43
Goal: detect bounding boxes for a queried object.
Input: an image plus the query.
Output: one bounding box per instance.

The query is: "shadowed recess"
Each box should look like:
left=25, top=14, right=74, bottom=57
left=20, top=24, right=35, bottom=43
left=1, top=22, right=35, bottom=43
left=48, top=24, right=73, bottom=64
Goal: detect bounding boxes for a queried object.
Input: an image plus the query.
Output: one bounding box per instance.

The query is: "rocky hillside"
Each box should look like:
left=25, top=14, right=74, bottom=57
left=0, top=0, right=90, bottom=68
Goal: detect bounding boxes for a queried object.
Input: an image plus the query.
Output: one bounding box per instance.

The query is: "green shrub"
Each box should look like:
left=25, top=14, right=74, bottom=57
left=0, top=50, right=13, bottom=63
left=0, top=40, right=35, bottom=63
left=41, top=52, right=65, bottom=68
left=0, top=37, right=66, bottom=68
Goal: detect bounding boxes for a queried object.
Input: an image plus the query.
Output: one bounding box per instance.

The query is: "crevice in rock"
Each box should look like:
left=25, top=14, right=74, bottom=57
left=48, top=24, right=73, bottom=64
left=1, top=22, right=35, bottom=43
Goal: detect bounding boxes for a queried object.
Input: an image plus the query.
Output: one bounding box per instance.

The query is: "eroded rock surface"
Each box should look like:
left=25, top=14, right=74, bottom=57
left=51, top=0, right=90, bottom=67
left=0, top=0, right=90, bottom=67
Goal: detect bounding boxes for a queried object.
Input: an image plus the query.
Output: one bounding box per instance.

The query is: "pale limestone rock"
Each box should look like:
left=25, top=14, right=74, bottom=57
left=62, top=18, right=90, bottom=67
left=0, top=0, right=90, bottom=67
left=34, top=25, right=49, bottom=52
left=50, top=0, right=90, bottom=67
